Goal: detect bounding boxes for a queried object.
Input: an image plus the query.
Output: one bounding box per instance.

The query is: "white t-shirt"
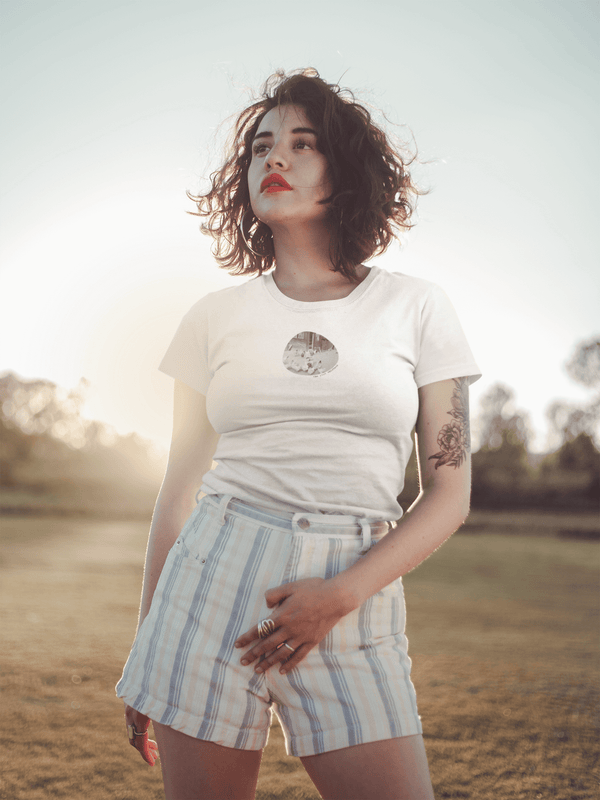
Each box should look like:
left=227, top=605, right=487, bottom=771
left=159, top=266, right=481, bottom=520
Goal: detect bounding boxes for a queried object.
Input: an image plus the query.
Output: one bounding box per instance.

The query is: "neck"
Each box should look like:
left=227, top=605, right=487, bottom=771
left=269, top=219, right=360, bottom=291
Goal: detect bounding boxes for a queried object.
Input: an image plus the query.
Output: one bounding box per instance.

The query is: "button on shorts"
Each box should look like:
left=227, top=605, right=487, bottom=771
left=116, top=494, right=423, bottom=757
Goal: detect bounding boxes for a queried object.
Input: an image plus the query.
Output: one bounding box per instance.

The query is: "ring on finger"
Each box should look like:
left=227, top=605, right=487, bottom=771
left=258, top=618, right=276, bottom=640
left=127, top=725, right=149, bottom=740
left=281, top=642, right=295, bottom=653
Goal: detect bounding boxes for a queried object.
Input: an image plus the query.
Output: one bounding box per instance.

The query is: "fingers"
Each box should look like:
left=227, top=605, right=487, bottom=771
left=235, top=617, right=284, bottom=666
left=234, top=625, right=260, bottom=650
left=235, top=582, right=298, bottom=648
left=237, top=628, right=282, bottom=667
left=123, top=705, right=158, bottom=766
left=239, top=633, right=310, bottom=675
left=234, top=612, right=283, bottom=650
left=276, top=643, right=311, bottom=674
left=131, top=729, right=159, bottom=766
left=131, top=730, right=159, bottom=766
left=256, top=641, right=312, bottom=674
left=138, top=734, right=159, bottom=766
left=236, top=579, right=326, bottom=673
left=253, top=640, right=297, bottom=674
left=265, top=583, right=292, bottom=608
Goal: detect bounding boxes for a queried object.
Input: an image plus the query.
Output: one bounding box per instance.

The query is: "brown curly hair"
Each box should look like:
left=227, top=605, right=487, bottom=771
left=188, top=68, right=422, bottom=281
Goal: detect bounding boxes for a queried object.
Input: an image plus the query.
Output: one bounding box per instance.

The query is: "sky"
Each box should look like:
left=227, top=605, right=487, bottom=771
left=1, top=0, right=598, bottom=452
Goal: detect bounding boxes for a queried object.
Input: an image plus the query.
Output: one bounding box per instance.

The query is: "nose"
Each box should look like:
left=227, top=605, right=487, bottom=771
left=265, top=140, right=287, bottom=170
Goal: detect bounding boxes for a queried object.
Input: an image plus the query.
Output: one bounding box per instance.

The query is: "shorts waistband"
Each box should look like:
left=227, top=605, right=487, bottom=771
left=201, top=494, right=391, bottom=554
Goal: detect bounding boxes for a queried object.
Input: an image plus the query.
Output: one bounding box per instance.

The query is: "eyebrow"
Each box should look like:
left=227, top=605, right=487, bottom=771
left=252, top=126, right=318, bottom=142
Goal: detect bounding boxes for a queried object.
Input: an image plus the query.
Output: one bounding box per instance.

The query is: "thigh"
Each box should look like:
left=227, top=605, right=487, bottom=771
left=300, top=734, right=434, bottom=800
left=153, top=722, right=262, bottom=800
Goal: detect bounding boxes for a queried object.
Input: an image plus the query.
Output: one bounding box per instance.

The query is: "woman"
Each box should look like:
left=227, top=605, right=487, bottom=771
left=116, top=68, right=480, bottom=800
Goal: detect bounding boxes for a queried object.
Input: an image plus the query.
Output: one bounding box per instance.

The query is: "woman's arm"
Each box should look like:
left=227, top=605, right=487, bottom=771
left=234, top=377, right=471, bottom=673
left=124, top=380, right=219, bottom=764
left=328, top=375, right=471, bottom=611
left=136, top=379, right=220, bottom=630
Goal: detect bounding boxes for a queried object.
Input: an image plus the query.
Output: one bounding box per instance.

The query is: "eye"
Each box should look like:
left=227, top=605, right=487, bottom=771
left=252, top=142, right=269, bottom=156
left=294, top=138, right=313, bottom=150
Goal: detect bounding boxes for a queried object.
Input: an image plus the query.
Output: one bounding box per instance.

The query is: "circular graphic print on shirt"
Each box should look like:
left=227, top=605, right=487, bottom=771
left=282, top=332, right=339, bottom=376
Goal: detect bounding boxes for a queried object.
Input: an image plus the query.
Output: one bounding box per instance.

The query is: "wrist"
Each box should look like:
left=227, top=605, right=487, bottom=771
left=327, top=571, right=363, bottom=616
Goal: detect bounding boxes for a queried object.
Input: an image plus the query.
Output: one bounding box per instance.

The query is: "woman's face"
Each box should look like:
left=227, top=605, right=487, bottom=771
left=247, top=104, right=331, bottom=228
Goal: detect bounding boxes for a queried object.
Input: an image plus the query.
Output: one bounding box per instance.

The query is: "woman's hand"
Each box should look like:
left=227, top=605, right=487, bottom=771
left=124, top=704, right=159, bottom=766
left=234, top=577, right=351, bottom=674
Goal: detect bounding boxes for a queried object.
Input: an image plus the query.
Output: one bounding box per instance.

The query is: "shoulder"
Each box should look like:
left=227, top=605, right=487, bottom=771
left=373, top=268, right=450, bottom=308
left=181, top=275, right=263, bottom=323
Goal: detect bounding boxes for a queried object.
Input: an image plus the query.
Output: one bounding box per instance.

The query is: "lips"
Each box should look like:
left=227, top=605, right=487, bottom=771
left=260, top=173, right=292, bottom=193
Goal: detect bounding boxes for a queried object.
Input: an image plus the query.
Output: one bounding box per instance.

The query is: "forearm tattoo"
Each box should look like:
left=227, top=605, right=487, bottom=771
left=428, top=377, right=471, bottom=469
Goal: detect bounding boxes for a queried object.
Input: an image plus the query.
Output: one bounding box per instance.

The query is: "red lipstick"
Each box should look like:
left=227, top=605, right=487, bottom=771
left=261, top=173, right=292, bottom=193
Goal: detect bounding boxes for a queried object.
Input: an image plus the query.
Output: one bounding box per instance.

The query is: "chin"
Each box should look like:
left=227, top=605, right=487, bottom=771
left=260, top=205, right=330, bottom=228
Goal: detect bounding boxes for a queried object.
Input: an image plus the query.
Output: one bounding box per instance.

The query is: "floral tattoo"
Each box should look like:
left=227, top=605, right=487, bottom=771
left=428, top=378, right=471, bottom=469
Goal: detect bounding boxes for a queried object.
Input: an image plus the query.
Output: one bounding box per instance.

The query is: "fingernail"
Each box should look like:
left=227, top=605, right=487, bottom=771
left=280, top=668, right=286, bottom=675
left=241, top=659, right=249, bottom=666
left=234, top=642, right=241, bottom=648
left=255, top=666, right=263, bottom=674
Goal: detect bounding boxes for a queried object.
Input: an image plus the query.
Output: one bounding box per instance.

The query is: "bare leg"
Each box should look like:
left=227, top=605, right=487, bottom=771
left=300, top=734, right=434, bottom=800
left=153, top=722, right=262, bottom=800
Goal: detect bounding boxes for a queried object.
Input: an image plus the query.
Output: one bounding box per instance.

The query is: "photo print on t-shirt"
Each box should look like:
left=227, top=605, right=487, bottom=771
left=282, top=332, right=339, bottom=376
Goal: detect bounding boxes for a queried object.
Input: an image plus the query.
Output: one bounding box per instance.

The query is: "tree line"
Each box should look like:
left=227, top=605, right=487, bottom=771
left=1, top=338, right=598, bottom=518
left=0, top=373, right=163, bottom=517
left=399, top=338, right=599, bottom=512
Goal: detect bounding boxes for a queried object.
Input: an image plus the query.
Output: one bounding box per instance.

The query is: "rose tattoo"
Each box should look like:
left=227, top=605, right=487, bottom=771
left=428, top=377, right=471, bottom=469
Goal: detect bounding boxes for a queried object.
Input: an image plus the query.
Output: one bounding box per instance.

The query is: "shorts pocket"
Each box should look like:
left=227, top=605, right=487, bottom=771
left=170, top=502, right=216, bottom=560
left=363, top=577, right=406, bottom=641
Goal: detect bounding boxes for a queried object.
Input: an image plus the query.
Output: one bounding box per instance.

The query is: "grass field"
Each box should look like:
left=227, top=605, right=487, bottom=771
left=0, top=513, right=598, bottom=799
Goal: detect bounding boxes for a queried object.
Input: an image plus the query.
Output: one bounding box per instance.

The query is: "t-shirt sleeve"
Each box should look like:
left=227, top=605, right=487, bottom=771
left=158, top=308, right=211, bottom=395
left=414, top=283, right=481, bottom=388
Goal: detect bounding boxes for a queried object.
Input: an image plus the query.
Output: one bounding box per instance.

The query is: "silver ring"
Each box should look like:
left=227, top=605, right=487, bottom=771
left=127, top=724, right=148, bottom=740
left=258, top=618, right=276, bottom=639
left=282, top=643, right=295, bottom=653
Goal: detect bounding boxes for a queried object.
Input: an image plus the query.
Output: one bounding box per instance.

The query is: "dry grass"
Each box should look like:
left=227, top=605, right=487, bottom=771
left=0, top=514, right=598, bottom=799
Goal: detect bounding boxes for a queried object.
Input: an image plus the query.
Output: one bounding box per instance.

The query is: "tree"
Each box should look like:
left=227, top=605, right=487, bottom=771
left=0, top=372, right=164, bottom=514
left=555, top=433, right=599, bottom=472
left=547, top=338, right=600, bottom=449
left=565, top=337, right=600, bottom=389
left=0, top=372, right=90, bottom=448
left=475, top=383, right=531, bottom=469
left=470, top=384, right=534, bottom=507
left=539, top=339, right=600, bottom=507
left=0, top=373, right=74, bottom=486
left=547, top=399, right=600, bottom=445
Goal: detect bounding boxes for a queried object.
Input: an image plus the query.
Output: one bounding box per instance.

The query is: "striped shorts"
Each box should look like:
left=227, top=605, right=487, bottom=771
left=115, top=494, right=423, bottom=757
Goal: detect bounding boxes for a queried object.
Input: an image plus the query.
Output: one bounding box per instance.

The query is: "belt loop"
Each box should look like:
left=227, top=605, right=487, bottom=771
left=195, top=488, right=203, bottom=504
left=358, top=519, right=372, bottom=554
left=217, top=494, right=233, bottom=525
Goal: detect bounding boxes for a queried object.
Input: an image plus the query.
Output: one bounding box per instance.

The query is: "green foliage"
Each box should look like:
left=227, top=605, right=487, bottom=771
left=471, top=427, right=599, bottom=510
left=554, top=432, right=600, bottom=472
left=469, top=339, right=600, bottom=509
left=547, top=398, right=600, bottom=447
